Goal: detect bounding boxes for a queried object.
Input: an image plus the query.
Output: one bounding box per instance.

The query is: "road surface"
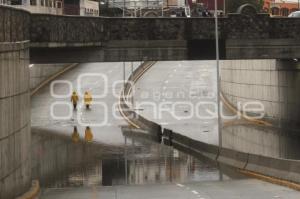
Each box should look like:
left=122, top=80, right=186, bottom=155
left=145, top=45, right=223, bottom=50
left=134, top=61, right=219, bottom=145
left=31, top=62, right=300, bottom=198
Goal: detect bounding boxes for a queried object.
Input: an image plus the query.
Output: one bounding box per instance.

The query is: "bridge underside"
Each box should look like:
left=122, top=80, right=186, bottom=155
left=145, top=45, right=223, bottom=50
left=30, top=39, right=300, bottom=63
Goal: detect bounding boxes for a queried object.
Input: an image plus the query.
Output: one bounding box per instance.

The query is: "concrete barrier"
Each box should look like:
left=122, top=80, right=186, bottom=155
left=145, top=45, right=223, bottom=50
left=246, top=154, right=300, bottom=184
left=120, top=60, right=300, bottom=186
left=188, top=138, right=219, bottom=160
left=162, top=130, right=219, bottom=160
left=217, top=148, right=248, bottom=169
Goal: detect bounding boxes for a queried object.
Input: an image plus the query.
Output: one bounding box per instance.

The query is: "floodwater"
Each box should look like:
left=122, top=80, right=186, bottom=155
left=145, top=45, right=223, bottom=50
left=31, top=127, right=244, bottom=189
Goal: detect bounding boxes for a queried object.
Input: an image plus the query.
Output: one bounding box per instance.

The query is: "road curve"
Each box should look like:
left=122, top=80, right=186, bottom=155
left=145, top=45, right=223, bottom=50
left=31, top=61, right=300, bottom=198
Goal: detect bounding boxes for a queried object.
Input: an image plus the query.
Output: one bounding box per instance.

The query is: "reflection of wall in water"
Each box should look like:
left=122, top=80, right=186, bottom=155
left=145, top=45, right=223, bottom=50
left=220, top=60, right=300, bottom=129
left=31, top=131, right=103, bottom=187
left=223, top=125, right=300, bottom=160
left=31, top=129, right=222, bottom=187
left=127, top=144, right=198, bottom=184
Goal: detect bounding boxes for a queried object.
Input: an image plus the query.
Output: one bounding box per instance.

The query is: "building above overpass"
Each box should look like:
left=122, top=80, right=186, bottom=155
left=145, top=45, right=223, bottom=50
left=1, top=5, right=300, bottom=63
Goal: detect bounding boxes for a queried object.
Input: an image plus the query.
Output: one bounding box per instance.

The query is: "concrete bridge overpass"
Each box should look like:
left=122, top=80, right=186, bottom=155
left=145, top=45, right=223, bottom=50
left=1, top=5, right=300, bottom=63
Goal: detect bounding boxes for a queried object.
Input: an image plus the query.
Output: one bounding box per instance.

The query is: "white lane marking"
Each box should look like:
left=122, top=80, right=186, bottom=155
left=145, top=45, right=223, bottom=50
left=176, top=184, right=184, bottom=187
left=192, top=190, right=199, bottom=195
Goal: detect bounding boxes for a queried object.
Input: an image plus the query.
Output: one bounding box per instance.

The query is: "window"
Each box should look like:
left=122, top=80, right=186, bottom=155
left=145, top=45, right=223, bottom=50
left=281, top=8, right=289, bottom=16
left=40, top=0, right=44, bottom=6
left=56, top=1, right=62, bottom=8
left=271, top=7, right=279, bottom=15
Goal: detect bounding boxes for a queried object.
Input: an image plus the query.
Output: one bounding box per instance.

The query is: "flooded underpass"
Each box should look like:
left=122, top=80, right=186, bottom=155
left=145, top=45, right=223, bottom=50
left=29, top=61, right=300, bottom=198
left=31, top=127, right=244, bottom=192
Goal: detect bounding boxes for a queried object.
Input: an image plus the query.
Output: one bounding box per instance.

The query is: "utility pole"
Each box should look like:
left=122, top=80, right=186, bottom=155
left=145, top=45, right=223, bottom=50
left=214, top=0, right=222, bottom=149
left=161, top=0, right=164, bottom=17
left=131, top=62, right=134, bottom=108
left=123, top=0, right=125, bottom=17
left=123, top=62, right=126, bottom=88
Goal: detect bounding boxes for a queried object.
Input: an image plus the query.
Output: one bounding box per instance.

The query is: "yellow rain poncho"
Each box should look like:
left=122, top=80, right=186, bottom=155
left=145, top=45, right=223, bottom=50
left=72, top=127, right=80, bottom=143
left=84, top=92, right=92, bottom=106
left=85, top=127, right=93, bottom=142
left=71, top=92, right=79, bottom=105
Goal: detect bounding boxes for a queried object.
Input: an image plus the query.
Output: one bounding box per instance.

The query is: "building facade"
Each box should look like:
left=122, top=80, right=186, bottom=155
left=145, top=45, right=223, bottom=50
left=0, top=0, right=99, bottom=16
left=264, top=0, right=299, bottom=16
left=64, top=0, right=99, bottom=16
left=0, top=0, right=63, bottom=14
left=196, top=0, right=224, bottom=11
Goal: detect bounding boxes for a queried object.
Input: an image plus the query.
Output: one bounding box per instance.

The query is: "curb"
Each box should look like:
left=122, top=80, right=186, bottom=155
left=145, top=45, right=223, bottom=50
left=118, top=61, right=157, bottom=129
left=15, top=180, right=40, bottom=199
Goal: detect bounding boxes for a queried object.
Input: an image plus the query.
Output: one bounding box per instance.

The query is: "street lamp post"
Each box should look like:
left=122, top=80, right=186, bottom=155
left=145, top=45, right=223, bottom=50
left=123, top=0, right=125, bottom=17
left=123, top=62, right=126, bottom=88
left=131, top=62, right=134, bottom=108
left=214, top=0, right=222, bottom=149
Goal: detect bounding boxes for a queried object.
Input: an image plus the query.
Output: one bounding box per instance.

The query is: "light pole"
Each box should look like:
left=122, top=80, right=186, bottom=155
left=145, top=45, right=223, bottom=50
left=123, top=0, right=125, bottom=17
left=131, top=62, right=134, bottom=108
left=123, top=62, right=126, bottom=88
left=214, top=0, right=222, bottom=149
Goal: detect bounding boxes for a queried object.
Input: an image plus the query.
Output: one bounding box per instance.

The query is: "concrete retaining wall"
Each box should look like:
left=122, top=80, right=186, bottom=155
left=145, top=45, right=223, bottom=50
left=222, top=125, right=282, bottom=158
left=29, top=63, right=70, bottom=90
left=0, top=6, right=32, bottom=199
left=220, top=59, right=300, bottom=128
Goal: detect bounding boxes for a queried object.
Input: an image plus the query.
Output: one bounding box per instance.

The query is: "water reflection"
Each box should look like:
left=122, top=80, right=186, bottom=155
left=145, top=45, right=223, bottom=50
left=223, top=123, right=300, bottom=160
left=31, top=127, right=230, bottom=189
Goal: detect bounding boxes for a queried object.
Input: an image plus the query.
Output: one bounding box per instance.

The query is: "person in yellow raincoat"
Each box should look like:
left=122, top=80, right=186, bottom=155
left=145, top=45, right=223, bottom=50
left=85, top=126, right=93, bottom=142
left=84, top=91, right=92, bottom=109
left=71, top=91, right=79, bottom=110
left=71, top=126, right=80, bottom=143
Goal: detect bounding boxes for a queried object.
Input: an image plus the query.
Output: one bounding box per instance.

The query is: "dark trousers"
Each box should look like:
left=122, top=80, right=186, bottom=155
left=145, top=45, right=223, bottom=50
left=73, top=103, right=77, bottom=110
